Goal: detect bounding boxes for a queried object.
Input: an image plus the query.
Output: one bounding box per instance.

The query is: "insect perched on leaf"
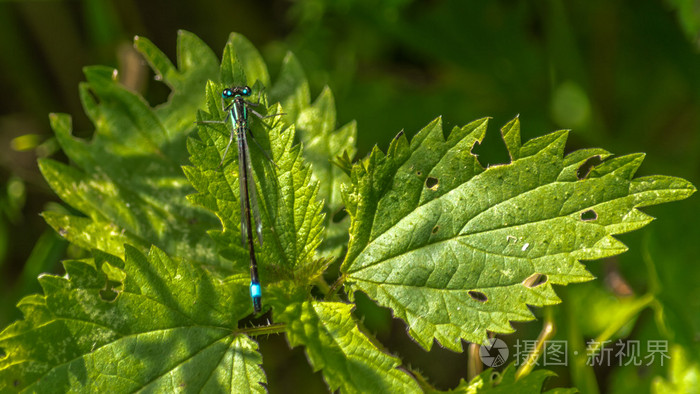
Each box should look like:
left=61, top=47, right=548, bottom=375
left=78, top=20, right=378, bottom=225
left=198, top=85, right=283, bottom=313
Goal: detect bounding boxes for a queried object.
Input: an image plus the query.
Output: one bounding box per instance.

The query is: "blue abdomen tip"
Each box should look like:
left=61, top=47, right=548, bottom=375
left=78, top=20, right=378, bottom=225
left=250, top=282, right=262, bottom=298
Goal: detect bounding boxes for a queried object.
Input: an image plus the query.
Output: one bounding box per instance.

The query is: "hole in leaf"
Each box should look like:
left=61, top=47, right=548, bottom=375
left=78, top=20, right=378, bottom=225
left=99, top=280, right=122, bottom=302
left=431, top=225, right=439, bottom=234
left=489, top=371, right=500, bottom=383
left=468, top=290, right=488, bottom=303
left=99, top=288, right=118, bottom=302
left=425, top=176, right=439, bottom=190
left=416, top=170, right=423, bottom=177
left=580, top=209, right=597, bottom=221
left=577, top=156, right=603, bottom=179
left=58, top=227, right=67, bottom=237
left=523, top=273, right=548, bottom=288
left=332, top=206, right=348, bottom=223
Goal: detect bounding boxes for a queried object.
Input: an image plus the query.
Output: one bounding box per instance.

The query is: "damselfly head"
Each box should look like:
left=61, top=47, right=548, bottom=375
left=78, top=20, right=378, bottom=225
left=222, top=86, right=252, bottom=99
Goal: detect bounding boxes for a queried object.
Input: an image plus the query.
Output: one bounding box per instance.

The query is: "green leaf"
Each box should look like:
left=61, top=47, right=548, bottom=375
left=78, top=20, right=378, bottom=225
left=652, top=345, right=700, bottom=393
left=277, top=301, right=421, bottom=393
left=9, top=28, right=696, bottom=393
left=449, top=363, right=574, bottom=393
left=136, top=31, right=222, bottom=135
left=340, top=116, right=696, bottom=351
left=666, top=0, right=700, bottom=46
left=0, top=246, right=266, bottom=392
left=41, top=31, right=222, bottom=265
left=567, top=282, right=649, bottom=339
left=643, top=203, right=700, bottom=361
left=269, top=53, right=357, bottom=259
left=184, top=80, right=326, bottom=302
left=220, top=32, right=270, bottom=88
left=41, top=211, right=148, bottom=256
left=269, top=51, right=311, bottom=124
left=296, top=86, right=357, bottom=258
left=41, top=28, right=356, bottom=274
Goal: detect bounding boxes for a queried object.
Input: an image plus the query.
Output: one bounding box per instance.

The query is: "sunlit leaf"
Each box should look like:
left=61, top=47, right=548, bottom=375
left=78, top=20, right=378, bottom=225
left=340, top=116, right=696, bottom=351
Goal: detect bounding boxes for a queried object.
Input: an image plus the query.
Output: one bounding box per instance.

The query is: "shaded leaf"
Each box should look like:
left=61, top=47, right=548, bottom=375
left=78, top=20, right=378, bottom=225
left=270, top=53, right=357, bottom=260
left=652, top=345, right=700, bottom=393
left=296, top=87, right=357, bottom=258
left=0, top=246, right=265, bottom=392
left=643, top=203, right=700, bottom=361
left=449, top=363, right=575, bottom=393
left=269, top=51, right=311, bottom=124
left=41, top=31, right=221, bottom=265
left=277, top=300, right=421, bottom=393
left=220, top=33, right=270, bottom=88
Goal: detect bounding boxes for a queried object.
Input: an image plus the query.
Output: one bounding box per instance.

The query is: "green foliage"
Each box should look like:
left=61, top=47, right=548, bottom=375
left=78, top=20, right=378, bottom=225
left=0, top=31, right=696, bottom=392
left=277, top=301, right=420, bottom=392
left=450, top=363, right=576, bottom=393
left=0, top=246, right=258, bottom=392
left=652, top=345, right=700, bottom=393
left=38, top=31, right=221, bottom=266
left=667, top=0, right=700, bottom=45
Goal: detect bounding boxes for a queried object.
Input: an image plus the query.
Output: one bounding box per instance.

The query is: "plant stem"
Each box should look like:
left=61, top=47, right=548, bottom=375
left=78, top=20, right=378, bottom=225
left=515, top=314, right=556, bottom=380
left=326, top=274, right=347, bottom=300
left=236, top=322, right=286, bottom=337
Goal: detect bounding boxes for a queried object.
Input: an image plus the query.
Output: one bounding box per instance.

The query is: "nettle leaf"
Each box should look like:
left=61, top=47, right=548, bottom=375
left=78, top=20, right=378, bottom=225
left=184, top=80, right=326, bottom=305
left=269, top=52, right=310, bottom=124
left=38, top=30, right=343, bottom=271
left=0, top=246, right=265, bottom=392
left=296, top=86, right=357, bottom=258
left=4, top=31, right=373, bottom=392
left=277, top=301, right=421, bottom=392
left=269, top=53, right=357, bottom=259
left=6, top=28, right=695, bottom=393
left=220, top=33, right=271, bottom=89
left=39, top=31, right=221, bottom=265
left=340, top=116, right=696, bottom=351
left=451, top=363, right=575, bottom=393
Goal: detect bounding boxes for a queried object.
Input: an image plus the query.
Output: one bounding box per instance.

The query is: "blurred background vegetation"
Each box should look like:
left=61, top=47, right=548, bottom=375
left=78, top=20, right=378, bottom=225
left=1, top=0, right=698, bottom=392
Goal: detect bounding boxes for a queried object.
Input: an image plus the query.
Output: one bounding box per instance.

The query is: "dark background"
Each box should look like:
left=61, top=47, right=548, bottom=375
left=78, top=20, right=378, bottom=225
left=1, top=1, right=698, bottom=392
